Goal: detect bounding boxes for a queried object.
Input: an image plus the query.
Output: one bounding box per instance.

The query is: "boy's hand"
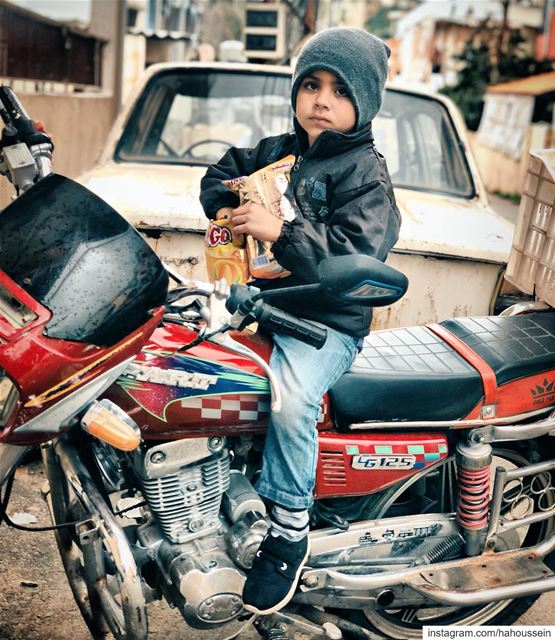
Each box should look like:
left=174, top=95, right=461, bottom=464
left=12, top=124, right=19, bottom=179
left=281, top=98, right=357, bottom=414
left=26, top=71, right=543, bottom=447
left=215, top=207, right=234, bottom=220
left=230, top=202, right=283, bottom=242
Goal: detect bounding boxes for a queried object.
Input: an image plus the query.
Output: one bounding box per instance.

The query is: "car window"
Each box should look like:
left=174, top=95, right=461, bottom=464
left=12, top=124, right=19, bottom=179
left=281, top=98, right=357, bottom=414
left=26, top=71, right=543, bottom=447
left=374, top=91, right=474, bottom=198
left=116, top=69, right=474, bottom=198
left=116, top=69, right=292, bottom=165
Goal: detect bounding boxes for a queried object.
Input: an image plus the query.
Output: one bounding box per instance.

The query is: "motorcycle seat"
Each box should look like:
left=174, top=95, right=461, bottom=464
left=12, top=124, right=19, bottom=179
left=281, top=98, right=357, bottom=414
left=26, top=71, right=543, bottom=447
left=330, top=313, right=555, bottom=426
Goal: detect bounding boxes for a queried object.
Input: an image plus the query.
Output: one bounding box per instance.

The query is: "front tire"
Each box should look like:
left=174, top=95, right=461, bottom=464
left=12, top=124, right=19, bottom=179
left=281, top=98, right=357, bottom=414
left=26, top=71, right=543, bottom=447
left=42, top=440, right=148, bottom=640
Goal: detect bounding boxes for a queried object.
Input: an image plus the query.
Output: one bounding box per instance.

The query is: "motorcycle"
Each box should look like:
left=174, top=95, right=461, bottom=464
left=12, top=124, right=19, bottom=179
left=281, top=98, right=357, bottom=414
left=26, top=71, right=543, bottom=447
left=0, top=87, right=554, bottom=640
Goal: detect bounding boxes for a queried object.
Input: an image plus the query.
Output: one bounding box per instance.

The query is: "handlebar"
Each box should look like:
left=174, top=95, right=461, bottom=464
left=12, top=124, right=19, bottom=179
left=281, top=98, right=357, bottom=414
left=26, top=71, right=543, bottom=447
left=0, top=86, right=52, bottom=149
left=252, top=302, right=328, bottom=349
left=225, top=283, right=328, bottom=349
left=0, top=85, right=53, bottom=193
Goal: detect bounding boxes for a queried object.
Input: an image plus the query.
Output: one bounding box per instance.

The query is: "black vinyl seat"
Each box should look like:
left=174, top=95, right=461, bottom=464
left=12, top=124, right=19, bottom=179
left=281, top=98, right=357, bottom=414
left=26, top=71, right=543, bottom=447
left=330, top=313, right=555, bottom=426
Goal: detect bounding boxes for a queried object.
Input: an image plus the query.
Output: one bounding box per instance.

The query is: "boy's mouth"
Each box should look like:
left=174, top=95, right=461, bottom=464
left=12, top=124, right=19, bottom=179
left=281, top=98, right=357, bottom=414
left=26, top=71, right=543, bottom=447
left=310, top=115, right=332, bottom=124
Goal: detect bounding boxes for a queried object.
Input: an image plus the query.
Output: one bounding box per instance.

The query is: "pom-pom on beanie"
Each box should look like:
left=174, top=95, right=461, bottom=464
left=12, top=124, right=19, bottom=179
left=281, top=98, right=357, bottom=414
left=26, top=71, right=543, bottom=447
left=291, top=27, right=390, bottom=130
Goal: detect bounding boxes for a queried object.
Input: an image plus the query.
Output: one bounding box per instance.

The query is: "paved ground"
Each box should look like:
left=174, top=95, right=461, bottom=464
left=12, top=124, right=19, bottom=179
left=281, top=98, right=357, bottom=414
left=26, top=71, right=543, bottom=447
left=0, top=462, right=553, bottom=639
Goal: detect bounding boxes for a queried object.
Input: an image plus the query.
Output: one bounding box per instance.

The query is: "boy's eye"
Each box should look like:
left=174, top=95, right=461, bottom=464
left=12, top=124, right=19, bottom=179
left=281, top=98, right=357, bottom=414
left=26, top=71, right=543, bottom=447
left=336, top=86, right=348, bottom=98
left=302, top=80, right=318, bottom=91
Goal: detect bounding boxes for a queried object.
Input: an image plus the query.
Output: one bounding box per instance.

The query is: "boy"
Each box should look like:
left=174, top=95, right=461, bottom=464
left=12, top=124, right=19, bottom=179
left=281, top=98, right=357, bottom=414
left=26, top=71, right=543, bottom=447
left=200, top=27, right=400, bottom=615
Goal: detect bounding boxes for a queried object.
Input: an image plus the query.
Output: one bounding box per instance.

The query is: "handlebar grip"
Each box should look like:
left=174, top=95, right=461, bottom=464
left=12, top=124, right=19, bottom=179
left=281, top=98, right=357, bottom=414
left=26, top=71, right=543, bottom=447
left=255, top=303, right=328, bottom=349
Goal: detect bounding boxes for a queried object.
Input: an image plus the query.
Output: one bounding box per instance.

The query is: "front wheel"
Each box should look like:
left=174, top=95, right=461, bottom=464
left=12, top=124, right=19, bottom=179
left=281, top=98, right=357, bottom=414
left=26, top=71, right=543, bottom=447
left=42, top=441, right=148, bottom=640
left=351, top=447, right=554, bottom=638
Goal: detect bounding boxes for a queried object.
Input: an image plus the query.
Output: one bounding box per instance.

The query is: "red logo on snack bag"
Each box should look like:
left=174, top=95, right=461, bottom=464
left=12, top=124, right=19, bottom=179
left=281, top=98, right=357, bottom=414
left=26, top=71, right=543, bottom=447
left=208, top=224, right=233, bottom=247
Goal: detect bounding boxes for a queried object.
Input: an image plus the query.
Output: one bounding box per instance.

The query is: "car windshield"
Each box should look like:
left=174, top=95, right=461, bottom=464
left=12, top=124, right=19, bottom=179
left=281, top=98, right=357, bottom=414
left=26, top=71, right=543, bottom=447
left=116, top=68, right=474, bottom=198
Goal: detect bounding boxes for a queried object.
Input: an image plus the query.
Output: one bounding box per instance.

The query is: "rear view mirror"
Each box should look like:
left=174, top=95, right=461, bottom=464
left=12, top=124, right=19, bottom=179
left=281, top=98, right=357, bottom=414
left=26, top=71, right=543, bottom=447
left=318, top=255, right=408, bottom=307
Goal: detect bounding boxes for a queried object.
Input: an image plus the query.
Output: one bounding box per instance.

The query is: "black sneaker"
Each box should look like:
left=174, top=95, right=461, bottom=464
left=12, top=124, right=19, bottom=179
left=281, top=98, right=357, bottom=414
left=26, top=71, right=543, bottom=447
left=242, top=533, right=310, bottom=615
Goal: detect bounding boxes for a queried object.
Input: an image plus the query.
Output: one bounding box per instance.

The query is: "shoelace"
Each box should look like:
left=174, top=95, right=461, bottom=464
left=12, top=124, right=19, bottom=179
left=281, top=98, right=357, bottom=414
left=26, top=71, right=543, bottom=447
left=254, top=539, right=305, bottom=573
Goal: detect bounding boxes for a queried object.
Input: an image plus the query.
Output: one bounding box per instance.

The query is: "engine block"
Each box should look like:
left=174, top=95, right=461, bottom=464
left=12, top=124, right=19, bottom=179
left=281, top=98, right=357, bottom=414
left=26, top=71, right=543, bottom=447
left=134, top=437, right=230, bottom=543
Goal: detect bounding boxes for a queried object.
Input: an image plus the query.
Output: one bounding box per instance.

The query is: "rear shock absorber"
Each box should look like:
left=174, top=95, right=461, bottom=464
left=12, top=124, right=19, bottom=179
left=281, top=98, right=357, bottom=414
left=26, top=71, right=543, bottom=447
left=456, top=440, right=492, bottom=556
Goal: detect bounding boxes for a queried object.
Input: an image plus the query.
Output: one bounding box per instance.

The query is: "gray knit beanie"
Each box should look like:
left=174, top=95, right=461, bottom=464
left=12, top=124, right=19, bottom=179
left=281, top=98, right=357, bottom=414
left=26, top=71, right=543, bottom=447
left=291, top=27, right=390, bottom=129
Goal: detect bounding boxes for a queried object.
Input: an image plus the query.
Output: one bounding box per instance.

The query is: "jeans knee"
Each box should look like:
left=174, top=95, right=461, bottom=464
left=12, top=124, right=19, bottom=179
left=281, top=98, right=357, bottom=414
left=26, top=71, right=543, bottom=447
left=272, top=395, right=317, bottom=429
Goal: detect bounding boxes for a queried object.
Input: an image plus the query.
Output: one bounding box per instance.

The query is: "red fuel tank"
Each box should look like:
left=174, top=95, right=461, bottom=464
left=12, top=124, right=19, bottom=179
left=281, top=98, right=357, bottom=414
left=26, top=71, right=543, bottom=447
left=103, top=323, right=333, bottom=439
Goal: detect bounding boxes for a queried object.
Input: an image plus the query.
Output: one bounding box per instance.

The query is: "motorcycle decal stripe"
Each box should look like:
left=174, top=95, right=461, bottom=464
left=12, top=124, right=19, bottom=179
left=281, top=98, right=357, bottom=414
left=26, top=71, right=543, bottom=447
left=344, top=442, right=446, bottom=453
left=408, top=445, right=425, bottom=454
left=424, top=452, right=441, bottom=462
left=374, top=445, right=392, bottom=454
left=24, top=333, right=144, bottom=408
left=117, top=352, right=270, bottom=421
left=344, top=441, right=447, bottom=470
left=179, top=394, right=271, bottom=421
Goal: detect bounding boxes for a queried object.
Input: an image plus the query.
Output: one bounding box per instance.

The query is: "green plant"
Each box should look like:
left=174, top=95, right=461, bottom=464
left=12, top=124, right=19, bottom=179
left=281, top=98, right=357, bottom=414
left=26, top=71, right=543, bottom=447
left=440, top=31, right=553, bottom=131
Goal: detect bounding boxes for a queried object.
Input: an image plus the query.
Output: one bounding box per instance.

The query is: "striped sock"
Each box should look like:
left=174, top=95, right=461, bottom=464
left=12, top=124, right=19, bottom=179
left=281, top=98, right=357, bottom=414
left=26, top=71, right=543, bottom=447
left=270, top=504, right=309, bottom=542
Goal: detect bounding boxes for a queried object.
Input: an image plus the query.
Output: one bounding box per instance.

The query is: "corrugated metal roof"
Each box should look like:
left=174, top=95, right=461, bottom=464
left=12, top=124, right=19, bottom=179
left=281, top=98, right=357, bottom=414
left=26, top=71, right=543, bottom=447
left=487, top=71, right=555, bottom=96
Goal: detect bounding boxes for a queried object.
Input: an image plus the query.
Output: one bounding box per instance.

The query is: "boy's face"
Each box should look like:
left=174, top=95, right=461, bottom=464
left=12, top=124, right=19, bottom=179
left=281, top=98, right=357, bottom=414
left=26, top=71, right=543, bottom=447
left=295, top=70, right=356, bottom=146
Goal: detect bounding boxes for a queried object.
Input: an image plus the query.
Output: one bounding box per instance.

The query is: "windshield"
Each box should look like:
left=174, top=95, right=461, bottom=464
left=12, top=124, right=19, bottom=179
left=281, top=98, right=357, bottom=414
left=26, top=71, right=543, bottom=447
left=117, top=69, right=292, bottom=165
left=0, top=175, right=168, bottom=346
left=116, top=68, right=474, bottom=198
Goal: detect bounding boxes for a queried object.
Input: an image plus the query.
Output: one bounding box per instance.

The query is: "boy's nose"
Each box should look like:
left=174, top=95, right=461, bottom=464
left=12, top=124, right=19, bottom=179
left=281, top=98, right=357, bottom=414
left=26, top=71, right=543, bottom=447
left=314, top=91, right=332, bottom=109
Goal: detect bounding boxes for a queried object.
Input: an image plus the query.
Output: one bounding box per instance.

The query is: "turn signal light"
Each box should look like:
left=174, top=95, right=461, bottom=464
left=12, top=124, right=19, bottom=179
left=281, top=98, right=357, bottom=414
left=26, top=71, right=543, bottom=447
left=81, top=400, right=141, bottom=451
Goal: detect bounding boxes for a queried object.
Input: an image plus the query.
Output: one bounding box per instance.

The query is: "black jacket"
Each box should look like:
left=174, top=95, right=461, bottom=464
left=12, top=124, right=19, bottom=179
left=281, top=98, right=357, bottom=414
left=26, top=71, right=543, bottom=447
left=200, top=120, right=401, bottom=338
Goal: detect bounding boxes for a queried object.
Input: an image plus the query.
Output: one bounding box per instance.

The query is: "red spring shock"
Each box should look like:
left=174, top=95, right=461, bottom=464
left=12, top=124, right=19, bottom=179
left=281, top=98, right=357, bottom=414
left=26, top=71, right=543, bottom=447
left=456, top=441, right=492, bottom=536
left=456, top=465, right=491, bottom=529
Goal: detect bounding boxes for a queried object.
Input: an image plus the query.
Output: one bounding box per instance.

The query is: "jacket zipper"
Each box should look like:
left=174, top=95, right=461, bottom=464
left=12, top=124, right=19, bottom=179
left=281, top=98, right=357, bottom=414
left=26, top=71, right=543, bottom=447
left=293, top=155, right=303, bottom=172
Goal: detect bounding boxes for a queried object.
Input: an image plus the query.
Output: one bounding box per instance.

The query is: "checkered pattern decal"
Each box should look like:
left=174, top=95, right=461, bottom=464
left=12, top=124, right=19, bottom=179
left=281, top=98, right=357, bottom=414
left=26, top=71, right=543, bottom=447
left=179, top=395, right=327, bottom=424
left=180, top=394, right=271, bottom=422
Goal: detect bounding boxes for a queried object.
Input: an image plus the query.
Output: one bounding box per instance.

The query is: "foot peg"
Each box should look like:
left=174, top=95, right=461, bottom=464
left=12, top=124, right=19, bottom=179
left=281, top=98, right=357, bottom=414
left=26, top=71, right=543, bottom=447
left=254, top=617, right=289, bottom=640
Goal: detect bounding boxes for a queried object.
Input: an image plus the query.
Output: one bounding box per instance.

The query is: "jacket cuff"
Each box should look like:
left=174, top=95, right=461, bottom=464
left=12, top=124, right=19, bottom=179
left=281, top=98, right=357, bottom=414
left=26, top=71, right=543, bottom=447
left=272, top=220, right=295, bottom=259
left=203, top=191, right=240, bottom=219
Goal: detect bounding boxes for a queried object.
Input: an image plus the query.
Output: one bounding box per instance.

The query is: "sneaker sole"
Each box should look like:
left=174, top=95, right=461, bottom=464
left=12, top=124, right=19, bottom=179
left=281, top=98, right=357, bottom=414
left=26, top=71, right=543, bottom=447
left=243, top=538, right=311, bottom=616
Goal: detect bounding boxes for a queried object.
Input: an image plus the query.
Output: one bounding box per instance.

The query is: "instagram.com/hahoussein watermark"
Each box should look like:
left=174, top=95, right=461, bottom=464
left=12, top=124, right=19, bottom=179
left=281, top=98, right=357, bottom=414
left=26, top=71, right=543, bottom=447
left=424, top=627, right=554, bottom=640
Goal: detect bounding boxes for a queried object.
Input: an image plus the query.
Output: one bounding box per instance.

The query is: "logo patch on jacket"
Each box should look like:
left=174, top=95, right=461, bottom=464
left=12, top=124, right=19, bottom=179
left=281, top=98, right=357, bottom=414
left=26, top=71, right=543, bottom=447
left=311, top=180, right=327, bottom=201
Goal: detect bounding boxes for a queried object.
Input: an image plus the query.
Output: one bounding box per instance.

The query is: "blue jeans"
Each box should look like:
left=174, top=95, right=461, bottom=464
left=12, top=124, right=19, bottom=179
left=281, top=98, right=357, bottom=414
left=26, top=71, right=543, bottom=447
left=255, top=326, right=360, bottom=510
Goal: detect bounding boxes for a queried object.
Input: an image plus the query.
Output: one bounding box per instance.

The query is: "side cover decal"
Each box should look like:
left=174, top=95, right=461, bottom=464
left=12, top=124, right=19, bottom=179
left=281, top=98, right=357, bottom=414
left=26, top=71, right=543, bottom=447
left=117, top=349, right=270, bottom=422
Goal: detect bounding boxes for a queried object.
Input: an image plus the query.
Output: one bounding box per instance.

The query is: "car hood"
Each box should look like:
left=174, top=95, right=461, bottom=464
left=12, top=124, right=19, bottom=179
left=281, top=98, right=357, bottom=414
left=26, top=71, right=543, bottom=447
left=394, top=189, right=513, bottom=264
left=79, top=163, right=514, bottom=264
left=78, top=162, right=209, bottom=232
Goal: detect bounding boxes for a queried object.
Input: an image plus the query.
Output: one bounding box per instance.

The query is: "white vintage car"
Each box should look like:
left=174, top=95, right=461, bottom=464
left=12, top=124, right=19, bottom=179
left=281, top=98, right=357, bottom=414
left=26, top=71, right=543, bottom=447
left=79, top=62, right=515, bottom=329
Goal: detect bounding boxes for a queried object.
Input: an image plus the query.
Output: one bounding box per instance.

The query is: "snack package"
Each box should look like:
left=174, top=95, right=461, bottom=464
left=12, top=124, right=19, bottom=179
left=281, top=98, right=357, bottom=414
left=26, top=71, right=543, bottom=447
left=205, top=218, right=249, bottom=284
left=223, top=155, right=296, bottom=279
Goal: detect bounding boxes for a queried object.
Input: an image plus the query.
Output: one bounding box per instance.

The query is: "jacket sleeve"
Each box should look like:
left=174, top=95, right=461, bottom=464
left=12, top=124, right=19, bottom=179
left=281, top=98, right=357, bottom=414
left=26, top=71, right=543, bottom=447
left=272, top=180, right=400, bottom=283
left=200, top=138, right=276, bottom=219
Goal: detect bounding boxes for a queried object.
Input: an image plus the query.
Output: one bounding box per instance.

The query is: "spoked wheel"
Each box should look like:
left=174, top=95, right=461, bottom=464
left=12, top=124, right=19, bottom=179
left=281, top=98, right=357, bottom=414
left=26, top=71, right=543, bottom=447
left=42, top=443, right=148, bottom=640
left=354, top=448, right=554, bottom=638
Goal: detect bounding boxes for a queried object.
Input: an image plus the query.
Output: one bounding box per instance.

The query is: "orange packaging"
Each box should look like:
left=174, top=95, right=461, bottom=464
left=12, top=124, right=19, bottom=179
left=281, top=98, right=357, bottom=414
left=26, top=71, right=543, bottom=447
left=223, top=155, right=296, bottom=280
left=205, top=219, right=249, bottom=284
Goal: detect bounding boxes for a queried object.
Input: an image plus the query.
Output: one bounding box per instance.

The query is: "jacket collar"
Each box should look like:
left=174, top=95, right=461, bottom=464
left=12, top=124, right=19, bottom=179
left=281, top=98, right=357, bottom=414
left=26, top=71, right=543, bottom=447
left=293, top=118, right=374, bottom=158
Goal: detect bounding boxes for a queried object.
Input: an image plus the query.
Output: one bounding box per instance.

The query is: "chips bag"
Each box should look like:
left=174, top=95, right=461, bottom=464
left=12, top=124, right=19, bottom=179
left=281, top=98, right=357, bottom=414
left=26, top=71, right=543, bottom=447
left=223, top=155, right=296, bottom=279
left=205, top=218, right=249, bottom=284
